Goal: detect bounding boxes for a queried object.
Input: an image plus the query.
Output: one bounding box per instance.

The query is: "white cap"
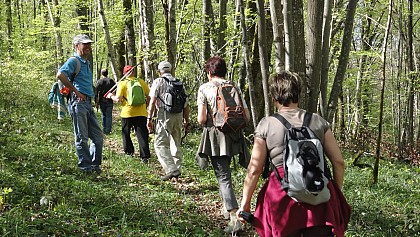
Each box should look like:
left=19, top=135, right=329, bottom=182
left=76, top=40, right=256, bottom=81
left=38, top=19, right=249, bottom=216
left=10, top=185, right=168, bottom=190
left=72, top=34, right=93, bottom=45
left=158, top=61, right=172, bottom=72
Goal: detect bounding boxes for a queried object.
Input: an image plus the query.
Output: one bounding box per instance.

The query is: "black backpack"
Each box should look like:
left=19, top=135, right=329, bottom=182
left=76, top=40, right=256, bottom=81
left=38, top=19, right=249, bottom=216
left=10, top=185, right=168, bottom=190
left=159, top=77, right=187, bottom=113
left=270, top=112, right=332, bottom=205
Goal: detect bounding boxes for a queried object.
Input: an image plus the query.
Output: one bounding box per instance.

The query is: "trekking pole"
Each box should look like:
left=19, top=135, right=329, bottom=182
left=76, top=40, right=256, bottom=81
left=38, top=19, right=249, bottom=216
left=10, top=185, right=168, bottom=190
left=103, top=62, right=142, bottom=98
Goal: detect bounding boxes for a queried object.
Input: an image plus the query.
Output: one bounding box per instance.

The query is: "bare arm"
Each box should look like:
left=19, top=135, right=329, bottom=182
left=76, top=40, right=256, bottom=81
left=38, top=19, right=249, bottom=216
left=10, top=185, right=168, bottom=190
left=238, top=137, right=267, bottom=218
left=197, top=104, right=207, bottom=125
left=146, top=96, right=158, bottom=132
left=323, top=129, right=345, bottom=189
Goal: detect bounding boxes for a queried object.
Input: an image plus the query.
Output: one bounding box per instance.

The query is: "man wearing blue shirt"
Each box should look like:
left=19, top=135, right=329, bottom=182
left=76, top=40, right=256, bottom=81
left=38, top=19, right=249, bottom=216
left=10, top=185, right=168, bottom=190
left=56, top=34, right=104, bottom=174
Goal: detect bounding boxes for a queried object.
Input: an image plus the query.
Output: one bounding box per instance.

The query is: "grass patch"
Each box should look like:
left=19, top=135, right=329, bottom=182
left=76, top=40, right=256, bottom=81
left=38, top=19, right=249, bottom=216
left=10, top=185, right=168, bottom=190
left=0, top=58, right=419, bottom=236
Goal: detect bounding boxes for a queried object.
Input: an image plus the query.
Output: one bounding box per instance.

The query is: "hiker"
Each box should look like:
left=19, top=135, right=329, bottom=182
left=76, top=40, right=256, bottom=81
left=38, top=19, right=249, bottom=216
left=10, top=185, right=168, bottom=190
left=196, top=56, right=250, bottom=234
left=56, top=34, right=104, bottom=173
left=237, top=71, right=350, bottom=237
left=95, top=68, right=116, bottom=134
left=106, top=65, right=151, bottom=163
left=147, top=61, right=190, bottom=181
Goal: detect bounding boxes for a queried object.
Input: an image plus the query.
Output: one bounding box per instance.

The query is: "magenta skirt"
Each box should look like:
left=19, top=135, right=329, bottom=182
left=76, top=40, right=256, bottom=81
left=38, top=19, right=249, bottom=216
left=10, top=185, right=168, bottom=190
left=253, top=167, right=351, bottom=237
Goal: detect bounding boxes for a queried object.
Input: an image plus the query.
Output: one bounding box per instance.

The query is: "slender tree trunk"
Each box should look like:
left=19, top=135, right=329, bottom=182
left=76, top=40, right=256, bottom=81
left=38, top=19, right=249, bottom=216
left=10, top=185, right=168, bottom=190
left=124, top=0, right=136, bottom=68
left=227, top=0, right=241, bottom=82
left=270, top=0, right=284, bottom=73
left=256, top=0, right=271, bottom=117
left=162, top=0, right=176, bottom=68
left=326, top=0, right=358, bottom=123
left=46, top=0, right=63, bottom=69
left=405, top=0, right=415, bottom=151
left=374, top=0, right=393, bottom=184
left=139, top=0, right=156, bottom=83
left=217, top=0, right=227, bottom=56
left=306, top=0, right=324, bottom=113
left=319, top=0, right=332, bottom=117
left=283, top=0, right=294, bottom=71
left=202, top=0, right=214, bottom=62
left=168, top=0, right=177, bottom=67
left=6, top=0, right=13, bottom=58
left=239, top=0, right=257, bottom=129
left=292, top=0, right=307, bottom=108
left=97, top=0, right=120, bottom=80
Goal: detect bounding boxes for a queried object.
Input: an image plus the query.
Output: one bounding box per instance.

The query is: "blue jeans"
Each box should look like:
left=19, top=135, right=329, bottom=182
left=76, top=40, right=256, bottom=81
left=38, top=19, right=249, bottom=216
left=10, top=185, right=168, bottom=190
left=68, top=95, right=103, bottom=170
left=99, top=102, right=113, bottom=134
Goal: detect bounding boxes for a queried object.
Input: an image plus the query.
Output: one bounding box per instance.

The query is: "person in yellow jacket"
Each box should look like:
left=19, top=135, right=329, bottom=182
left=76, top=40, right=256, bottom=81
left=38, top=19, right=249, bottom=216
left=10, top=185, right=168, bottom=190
left=107, top=65, right=151, bottom=163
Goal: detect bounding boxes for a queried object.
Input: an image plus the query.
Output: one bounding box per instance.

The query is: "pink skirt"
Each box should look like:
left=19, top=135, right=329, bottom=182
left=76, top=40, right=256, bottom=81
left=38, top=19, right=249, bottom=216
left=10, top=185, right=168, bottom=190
left=253, top=167, right=351, bottom=237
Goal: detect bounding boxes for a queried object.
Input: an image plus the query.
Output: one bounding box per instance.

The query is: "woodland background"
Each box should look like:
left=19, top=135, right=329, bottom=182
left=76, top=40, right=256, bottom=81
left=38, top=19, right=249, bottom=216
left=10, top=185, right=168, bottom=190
left=0, top=0, right=419, bottom=236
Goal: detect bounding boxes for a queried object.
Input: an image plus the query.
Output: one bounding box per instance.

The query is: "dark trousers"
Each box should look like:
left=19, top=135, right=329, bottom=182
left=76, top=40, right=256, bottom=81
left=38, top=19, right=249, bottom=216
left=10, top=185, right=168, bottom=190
left=122, top=116, right=150, bottom=158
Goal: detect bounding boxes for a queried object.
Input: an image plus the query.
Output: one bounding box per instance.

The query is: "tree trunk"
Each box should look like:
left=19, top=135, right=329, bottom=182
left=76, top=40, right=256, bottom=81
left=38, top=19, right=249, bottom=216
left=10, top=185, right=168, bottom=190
left=6, top=0, right=13, bottom=58
left=217, top=0, right=227, bottom=56
left=283, top=0, right=294, bottom=71
left=139, top=0, right=156, bottom=83
left=256, top=0, right=271, bottom=117
left=319, top=0, right=332, bottom=117
left=168, top=0, right=177, bottom=67
left=97, top=0, right=120, bottom=80
left=227, top=0, right=241, bottom=82
left=162, top=0, right=176, bottom=68
left=239, top=0, right=257, bottom=129
left=270, top=0, right=284, bottom=74
left=46, top=0, right=63, bottom=69
left=374, top=0, right=393, bottom=184
left=306, top=0, right=324, bottom=113
left=326, top=0, right=357, bottom=123
left=123, top=0, right=136, bottom=68
left=405, top=0, right=415, bottom=151
left=202, top=0, right=214, bottom=62
left=292, top=0, right=307, bottom=108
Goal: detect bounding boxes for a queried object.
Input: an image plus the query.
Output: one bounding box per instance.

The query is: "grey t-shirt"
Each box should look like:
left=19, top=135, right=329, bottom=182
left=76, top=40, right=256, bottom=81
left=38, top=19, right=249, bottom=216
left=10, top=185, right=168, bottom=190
left=255, top=108, right=330, bottom=167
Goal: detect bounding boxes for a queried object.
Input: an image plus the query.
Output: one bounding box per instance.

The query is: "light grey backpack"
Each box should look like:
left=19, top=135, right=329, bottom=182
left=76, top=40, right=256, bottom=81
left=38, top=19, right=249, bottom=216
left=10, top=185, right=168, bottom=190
left=270, top=112, right=331, bottom=205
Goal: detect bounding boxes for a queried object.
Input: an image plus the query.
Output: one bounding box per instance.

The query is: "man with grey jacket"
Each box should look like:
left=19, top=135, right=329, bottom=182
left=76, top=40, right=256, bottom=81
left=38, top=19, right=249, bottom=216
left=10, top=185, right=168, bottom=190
left=147, top=61, right=190, bottom=181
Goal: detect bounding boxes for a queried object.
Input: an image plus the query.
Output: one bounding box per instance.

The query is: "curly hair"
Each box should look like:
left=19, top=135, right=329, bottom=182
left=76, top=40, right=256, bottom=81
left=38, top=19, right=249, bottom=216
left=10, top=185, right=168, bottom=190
left=269, top=71, right=302, bottom=106
left=204, top=56, right=227, bottom=77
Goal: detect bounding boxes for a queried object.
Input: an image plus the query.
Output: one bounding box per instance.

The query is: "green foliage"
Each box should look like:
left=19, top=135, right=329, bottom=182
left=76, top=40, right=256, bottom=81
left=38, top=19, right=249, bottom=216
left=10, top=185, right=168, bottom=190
left=1, top=57, right=420, bottom=237
left=344, top=155, right=420, bottom=236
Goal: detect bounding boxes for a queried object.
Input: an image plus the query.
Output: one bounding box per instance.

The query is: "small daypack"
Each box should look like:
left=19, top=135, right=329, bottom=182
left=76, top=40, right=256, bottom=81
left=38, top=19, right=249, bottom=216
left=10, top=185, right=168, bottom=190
left=126, top=79, right=146, bottom=106
left=159, top=77, right=187, bottom=113
left=271, top=112, right=331, bottom=205
left=213, top=82, right=246, bottom=133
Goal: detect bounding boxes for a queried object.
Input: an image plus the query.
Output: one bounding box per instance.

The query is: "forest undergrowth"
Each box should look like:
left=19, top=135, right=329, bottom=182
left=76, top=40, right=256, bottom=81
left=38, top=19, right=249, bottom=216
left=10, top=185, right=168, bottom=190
left=0, top=60, right=419, bottom=236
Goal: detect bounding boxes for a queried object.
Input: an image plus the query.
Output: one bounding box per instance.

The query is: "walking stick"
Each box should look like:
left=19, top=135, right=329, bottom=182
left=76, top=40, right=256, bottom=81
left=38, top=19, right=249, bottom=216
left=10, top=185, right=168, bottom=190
left=103, top=63, right=142, bottom=98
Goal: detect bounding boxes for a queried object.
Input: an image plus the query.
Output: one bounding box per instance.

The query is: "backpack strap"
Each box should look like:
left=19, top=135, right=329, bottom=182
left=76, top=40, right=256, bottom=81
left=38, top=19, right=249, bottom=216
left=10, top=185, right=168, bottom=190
left=303, top=112, right=313, bottom=127
left=69, top=56, right=81, bottom=82
left=157, top=77, right=169, bottom=105
left=272, top=113, right=292, bottom=129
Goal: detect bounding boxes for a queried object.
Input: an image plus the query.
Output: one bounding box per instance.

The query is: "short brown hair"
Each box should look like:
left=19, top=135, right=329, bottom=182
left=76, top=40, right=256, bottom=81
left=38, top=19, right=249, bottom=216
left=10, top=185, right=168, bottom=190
left=204, top=56, right=227, bottom=77
left=269, top=71, right=301, bottom=106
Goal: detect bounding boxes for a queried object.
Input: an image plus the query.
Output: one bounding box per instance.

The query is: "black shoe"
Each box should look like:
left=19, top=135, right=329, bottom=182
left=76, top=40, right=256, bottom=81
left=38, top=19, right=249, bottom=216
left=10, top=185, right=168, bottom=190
left=91, top=165, right=102, bottom=174
left=161, top=170, right=181, bottom=181
left=141, top=158, right=149, bottom=164
left=172, top=170, right=181, bottom=178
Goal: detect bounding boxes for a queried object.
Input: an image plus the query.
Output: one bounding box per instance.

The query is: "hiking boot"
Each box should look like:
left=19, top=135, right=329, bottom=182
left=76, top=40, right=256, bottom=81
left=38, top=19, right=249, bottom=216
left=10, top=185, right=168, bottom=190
left=224, top=218, right=242, bottom=234
left=91, top=165, right=102, bottom=174
left=161, top=170, right=181, bottom=181
left=220, top=205, right=230, bottom=220
left=172, top=170, right=181, bottom=178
